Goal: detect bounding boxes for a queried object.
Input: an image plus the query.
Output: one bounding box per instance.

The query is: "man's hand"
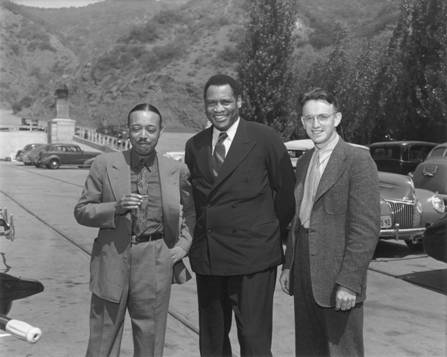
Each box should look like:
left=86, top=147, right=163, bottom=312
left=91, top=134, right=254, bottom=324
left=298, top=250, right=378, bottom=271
left=169, top=246, right=187, bottom=264
left=279, top=268, right=290, bottom=295
left=335, top=286, right=357, bottom=311
left=115, top=194, right=146, bottom=215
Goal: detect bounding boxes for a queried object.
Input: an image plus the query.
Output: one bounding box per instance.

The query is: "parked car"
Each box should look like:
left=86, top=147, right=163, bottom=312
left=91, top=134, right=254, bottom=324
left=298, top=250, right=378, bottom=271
left=423, top=214, right=447, bottom=263
left=369, top=141, right=437, bottom=175
left=412, top=142, right=447, bottom=204
left=15, top=143, right=45, bottom=162
left=378, top=171, right=444, bottom=249
left=35, top=143, right=100, bottom=169
left=22, top=145, right=46, bottom=166
left=284, top=139, right=314, bottom=168
left=286, top=140, right=445, bottom=249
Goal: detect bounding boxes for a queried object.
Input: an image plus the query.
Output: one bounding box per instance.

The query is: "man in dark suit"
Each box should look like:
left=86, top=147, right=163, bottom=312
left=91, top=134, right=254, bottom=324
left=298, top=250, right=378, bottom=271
left=280, top=88, right=380, bottom=356
left=185, top=74, right=295, bottom=357
left=74, top=103, right=195, bottom=357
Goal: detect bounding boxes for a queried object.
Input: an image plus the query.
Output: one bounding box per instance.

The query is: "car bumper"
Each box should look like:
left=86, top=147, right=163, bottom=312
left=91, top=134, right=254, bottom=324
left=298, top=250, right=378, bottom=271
left=380, top=226, right=426, bottom=240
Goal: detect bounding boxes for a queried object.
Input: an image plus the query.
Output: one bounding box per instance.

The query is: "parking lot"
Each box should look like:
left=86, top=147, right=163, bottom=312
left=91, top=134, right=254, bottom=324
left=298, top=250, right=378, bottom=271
left=0, top=161, right=446, bottom=356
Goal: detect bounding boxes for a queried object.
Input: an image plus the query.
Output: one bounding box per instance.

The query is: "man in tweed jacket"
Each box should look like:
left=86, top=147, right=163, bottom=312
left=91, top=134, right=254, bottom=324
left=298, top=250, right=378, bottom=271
left=280, top=88, right=380, bottom=356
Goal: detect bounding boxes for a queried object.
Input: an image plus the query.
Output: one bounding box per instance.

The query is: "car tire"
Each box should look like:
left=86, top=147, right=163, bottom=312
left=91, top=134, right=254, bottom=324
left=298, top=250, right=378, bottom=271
left=405, top=238, right=423, bottom=251
left=48, top=159, right=60, bottom=169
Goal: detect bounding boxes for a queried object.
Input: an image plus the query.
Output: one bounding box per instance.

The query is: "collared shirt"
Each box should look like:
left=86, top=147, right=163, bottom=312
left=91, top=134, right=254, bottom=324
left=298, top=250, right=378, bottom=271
left=315, top=133, right=339, bottom=177
left=299, top=133, right=339, bottom=228
left=212, top=118, right=240, bottom=155
left=130, top=149, right=163, bottom=236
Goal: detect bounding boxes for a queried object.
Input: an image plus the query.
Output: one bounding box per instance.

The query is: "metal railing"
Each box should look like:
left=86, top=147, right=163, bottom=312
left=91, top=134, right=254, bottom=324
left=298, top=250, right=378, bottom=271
left=74, top=126, right=131, bottom=151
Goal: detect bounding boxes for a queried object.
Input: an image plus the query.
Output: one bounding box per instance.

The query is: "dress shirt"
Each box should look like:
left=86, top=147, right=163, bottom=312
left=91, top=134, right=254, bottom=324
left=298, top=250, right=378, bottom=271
left=315, top=133, right=340, bottom=177
left=130, top=150, right=163, bottom=236
left=299, top=133, right=339, bottom=228
left=212, top=118, right=240, bottom=155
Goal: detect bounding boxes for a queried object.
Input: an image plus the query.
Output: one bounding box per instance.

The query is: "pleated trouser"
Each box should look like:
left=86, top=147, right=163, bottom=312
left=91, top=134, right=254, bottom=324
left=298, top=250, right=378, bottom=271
left=86, top=239, right=172, bottom=357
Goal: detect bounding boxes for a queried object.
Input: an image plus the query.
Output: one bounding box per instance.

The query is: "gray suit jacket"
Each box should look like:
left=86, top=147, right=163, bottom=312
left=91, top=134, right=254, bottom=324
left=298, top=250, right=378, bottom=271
left=74, top=150, right=195, bottom=303
left=284, top=139, right=380, bottom=307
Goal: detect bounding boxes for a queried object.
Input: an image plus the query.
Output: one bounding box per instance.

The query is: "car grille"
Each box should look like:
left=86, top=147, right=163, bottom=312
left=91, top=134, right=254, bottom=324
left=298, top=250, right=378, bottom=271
left=388, top=201, right=414, bottom=228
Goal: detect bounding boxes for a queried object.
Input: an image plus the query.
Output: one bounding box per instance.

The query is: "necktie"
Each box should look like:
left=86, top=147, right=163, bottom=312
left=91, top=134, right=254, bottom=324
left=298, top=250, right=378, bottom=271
left=133, top=162, right=151, bottom=237
left=212, top=131, right=227, bottom=177
left=299, top=151, right=320, bottom=228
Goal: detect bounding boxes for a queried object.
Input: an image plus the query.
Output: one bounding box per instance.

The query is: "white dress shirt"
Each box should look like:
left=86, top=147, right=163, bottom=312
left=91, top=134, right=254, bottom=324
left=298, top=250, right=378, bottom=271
left=212, top=118, right=240, bottom=156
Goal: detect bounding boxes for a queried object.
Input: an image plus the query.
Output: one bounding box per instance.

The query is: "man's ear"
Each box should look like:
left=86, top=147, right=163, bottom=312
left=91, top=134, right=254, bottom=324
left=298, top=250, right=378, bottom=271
left=237, top=95, right=242, bottom=109
left=334, top=112, right=342, bottom=127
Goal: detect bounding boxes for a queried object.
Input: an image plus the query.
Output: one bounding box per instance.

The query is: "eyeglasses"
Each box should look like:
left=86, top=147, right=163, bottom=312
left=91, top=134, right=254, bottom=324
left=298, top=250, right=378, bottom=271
left=301, top=112, right=337, bottom=123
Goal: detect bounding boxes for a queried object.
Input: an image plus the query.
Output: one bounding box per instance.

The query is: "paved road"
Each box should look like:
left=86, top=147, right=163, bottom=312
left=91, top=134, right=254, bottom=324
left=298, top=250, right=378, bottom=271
left=0, top=162, right=446, bottom=356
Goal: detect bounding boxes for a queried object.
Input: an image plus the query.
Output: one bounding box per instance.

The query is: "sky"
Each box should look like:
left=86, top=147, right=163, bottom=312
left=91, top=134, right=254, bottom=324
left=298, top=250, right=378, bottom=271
left=11, top=0, right=105, bottom=8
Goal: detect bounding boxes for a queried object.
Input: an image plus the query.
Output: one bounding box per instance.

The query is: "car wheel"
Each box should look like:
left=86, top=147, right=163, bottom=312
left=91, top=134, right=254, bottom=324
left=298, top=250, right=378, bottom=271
left=405, top=238, right=423, bottom=251
left=48, top=159, right=60, bottom=169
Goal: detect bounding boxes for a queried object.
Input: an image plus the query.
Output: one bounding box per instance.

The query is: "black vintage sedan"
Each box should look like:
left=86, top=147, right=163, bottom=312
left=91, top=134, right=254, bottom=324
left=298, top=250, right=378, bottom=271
left=35, top=143, right=100, bottom=169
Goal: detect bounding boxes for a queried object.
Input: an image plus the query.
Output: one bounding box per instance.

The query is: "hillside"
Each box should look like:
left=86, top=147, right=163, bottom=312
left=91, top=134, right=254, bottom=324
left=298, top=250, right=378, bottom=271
left=0, top=0, right=401, bottom=131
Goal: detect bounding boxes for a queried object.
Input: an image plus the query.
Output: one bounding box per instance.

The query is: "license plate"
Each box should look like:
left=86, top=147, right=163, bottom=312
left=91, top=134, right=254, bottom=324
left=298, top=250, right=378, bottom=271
left=381, top=215, right=392, bottom=228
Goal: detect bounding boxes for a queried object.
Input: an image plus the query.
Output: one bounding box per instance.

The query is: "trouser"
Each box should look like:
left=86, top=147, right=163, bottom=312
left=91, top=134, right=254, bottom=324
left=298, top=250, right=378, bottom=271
left=86, top=239, right=173, bottom=357
left=196, top=267, right=277, bottom=357
left=293, top=226, right=364, bottom=357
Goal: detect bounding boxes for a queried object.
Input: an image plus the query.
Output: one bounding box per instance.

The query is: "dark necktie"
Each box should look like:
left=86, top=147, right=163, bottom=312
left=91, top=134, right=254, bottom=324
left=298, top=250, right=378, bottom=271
left=212, top=131, right=227, bottom=177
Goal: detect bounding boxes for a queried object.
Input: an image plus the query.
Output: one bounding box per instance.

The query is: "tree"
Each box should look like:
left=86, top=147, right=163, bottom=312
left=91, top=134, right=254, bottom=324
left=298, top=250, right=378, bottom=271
left=238, top=0, right=296, bottom=137
left=370, top=0, right=447, bottom=142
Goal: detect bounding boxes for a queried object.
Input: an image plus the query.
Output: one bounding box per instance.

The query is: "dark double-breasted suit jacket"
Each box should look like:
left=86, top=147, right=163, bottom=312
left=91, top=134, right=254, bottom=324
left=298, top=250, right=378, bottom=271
left=74, top=150, right=195, bottom=303
left=184, top=119, right=296, bottom=276
left=284, top=139, right=380, bottom=307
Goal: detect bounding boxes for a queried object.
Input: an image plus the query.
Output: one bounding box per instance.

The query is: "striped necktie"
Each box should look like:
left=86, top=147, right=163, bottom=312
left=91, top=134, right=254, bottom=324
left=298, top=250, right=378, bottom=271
left=212, top=131, right=227, bottom=177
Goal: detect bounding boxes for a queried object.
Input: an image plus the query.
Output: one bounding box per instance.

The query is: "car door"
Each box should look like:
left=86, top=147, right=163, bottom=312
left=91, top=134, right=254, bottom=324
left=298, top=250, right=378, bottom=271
left=56, top=145, right=70, bottom=164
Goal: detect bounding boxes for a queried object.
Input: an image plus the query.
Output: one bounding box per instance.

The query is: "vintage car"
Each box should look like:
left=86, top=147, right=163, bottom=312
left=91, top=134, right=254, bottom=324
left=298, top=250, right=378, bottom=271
left=35, top=143, right=100, bottom=169
left=378, top=171, right=444, bottom=249
left=286, top=140, right=445, bottom=249
left=22, top=145, right=46, bottom=166
left=369, top=140, right=437, bottom=175
left=15, top=143, right=45, bottom=162
left=284, top=139, right=314, bottom=168
left=412, top=142, right=447, bottom=204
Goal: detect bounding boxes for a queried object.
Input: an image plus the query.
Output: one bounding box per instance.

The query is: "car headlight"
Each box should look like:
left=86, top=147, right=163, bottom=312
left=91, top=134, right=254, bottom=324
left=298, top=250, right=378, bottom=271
left=429, top=195, right=446, bottom=213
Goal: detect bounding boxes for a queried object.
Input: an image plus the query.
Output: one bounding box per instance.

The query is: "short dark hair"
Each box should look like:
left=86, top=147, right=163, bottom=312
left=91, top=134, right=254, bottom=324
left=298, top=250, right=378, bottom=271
left=127, top=103, right=163, bottom=127
left=203, top=74, right=242, bottom=99
left=300, top=88, right=339, bottom=111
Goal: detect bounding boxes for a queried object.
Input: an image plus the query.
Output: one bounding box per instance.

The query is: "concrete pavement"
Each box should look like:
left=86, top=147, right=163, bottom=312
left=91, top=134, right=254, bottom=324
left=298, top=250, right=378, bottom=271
left=0, top=162, right=446, bottom=356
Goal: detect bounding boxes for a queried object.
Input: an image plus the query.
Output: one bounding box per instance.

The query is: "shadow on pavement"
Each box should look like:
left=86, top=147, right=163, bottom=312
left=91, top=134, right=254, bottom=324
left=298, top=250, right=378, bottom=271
left=399, top=269, right=447, bottom=295
left=373, top=240, right=424, bottom=259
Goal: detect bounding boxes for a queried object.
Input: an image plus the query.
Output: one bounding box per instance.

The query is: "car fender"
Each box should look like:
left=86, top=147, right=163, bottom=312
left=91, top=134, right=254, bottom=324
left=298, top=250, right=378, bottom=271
left=40, top=154, right=61, bottom=164
left=415, top=187, right=445, bottom=227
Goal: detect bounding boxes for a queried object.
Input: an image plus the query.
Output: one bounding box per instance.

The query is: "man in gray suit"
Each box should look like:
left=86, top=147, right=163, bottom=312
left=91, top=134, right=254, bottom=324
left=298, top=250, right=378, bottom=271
left=75, top=103, right=194, bottom=357
left=280, top=88, right=380, bottom=356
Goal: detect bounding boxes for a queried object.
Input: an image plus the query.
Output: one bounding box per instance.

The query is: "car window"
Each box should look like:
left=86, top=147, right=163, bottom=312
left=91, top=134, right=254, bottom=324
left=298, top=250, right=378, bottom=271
left=404, top=145, right=434, bottom=161
left=428, top=147, right=446, bottom=158
left=371, top=146, right=400, bottom=160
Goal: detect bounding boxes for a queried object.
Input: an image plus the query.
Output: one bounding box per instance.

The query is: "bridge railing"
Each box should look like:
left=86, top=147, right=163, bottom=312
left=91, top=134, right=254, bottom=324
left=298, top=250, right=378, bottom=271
left=74, top=126, right=131, bottom=151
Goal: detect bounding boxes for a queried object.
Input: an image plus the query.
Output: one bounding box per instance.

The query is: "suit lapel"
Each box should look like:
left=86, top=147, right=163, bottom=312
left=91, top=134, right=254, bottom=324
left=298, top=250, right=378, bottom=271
left=158, top=155, right=179, bottom=244
left=211, top=119, right=256, bottom=191
left=194, top=127, right=215, bottom=181
left=107, top=150, right=131, bottom=201
left=314, top=139, right=347, bottom=203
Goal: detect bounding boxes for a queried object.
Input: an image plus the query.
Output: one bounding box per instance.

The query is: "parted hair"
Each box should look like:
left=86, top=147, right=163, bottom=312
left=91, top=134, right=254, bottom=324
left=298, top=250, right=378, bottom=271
left=127, top=103, right=163, bottom=127
left=300, top=88, right=339, bottom=111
